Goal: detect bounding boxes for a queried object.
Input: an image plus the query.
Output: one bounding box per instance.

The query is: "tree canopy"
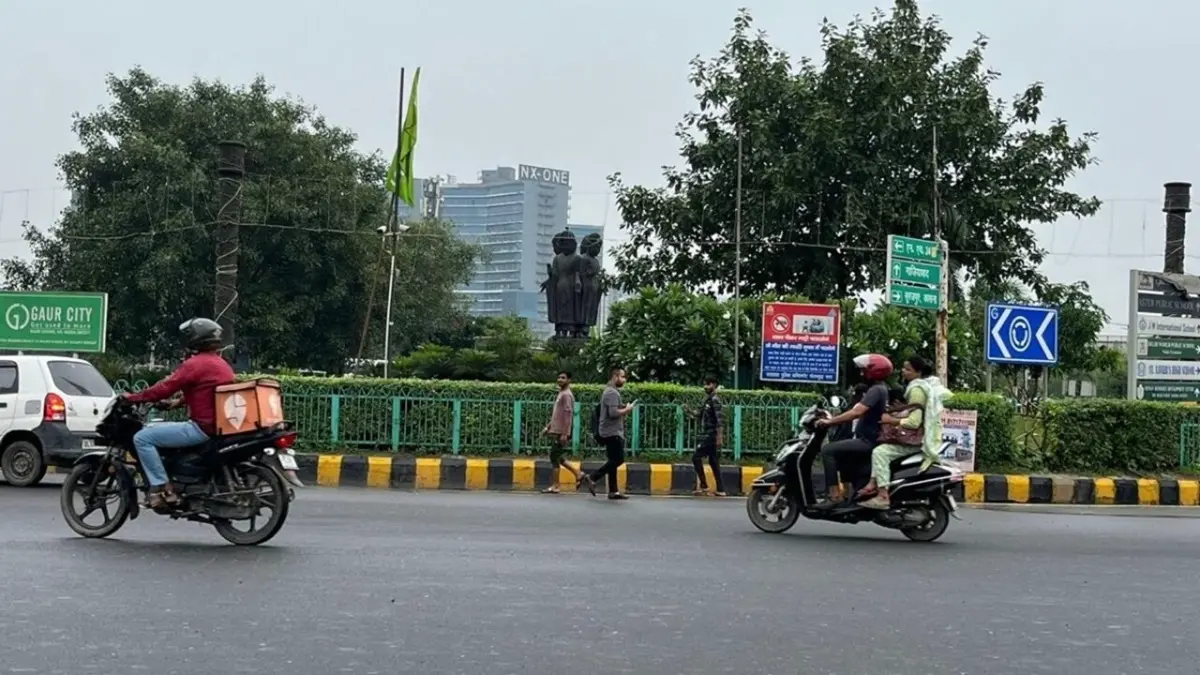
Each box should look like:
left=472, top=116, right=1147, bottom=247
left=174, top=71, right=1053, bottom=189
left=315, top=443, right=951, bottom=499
left=3, top=68, right=479, bottom=372
left=610, top=1, right=1099, bottom=301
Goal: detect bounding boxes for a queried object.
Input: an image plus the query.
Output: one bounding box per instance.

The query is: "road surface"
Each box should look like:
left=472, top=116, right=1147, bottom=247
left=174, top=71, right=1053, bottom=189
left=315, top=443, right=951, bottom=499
left=3, top=483, right=1199, bottom=674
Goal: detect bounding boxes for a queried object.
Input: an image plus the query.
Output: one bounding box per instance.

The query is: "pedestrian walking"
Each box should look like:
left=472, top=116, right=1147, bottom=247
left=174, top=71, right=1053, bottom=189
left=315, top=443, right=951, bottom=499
left=541, top=371, right=592, bottom=494
left=691, top=376, right=726, bottom=497
left=587, top=366, right=635, bottom=500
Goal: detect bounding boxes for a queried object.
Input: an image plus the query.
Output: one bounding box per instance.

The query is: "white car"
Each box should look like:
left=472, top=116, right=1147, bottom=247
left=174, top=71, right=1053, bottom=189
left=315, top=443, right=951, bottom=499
left=0, top=355, right=116, bottom=487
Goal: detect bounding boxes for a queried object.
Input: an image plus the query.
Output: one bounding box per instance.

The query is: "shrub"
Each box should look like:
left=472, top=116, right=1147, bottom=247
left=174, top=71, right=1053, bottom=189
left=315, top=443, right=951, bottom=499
left=1041, top=399, right=1200, bottom=474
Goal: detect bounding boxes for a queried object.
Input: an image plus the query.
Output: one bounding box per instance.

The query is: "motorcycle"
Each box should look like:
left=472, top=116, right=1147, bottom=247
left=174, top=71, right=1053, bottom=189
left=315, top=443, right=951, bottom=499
left=60, top=397, right=297, bottom=546
left=745, top=396, right=964, bottom=542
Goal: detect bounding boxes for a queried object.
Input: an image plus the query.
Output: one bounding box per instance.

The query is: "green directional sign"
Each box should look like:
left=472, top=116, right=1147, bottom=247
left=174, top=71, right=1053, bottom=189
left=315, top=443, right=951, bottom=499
left=0, top=291, right=108, bottom=353
left=1137, top=337, right=1200, bottom=360
left=889, top=259, right=941, bottom=287
left=889, top=235, right=942, bottom=263
left=1135, top=381, right=1200, bottom=403
left=888, top=284, right=940, bottom=311
left=885, top=235, right=944, bottom=312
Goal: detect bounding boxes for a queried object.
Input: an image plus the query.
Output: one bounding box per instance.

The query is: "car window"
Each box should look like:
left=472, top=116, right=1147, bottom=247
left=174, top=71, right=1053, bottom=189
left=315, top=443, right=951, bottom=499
left=48, top=361, right=114, bottom=397
left=0, top=364, right=16, bottom=394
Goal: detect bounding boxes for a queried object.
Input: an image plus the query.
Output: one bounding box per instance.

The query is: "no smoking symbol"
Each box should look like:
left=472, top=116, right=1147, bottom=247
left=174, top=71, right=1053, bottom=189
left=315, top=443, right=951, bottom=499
left=772, top=315, right=789, bottom=333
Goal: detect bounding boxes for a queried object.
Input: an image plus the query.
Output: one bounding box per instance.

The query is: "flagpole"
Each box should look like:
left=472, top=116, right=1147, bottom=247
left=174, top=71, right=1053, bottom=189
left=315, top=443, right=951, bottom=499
left=355, top=69, right=408, bottom=367
left=382, top=67, right=406, bottom=379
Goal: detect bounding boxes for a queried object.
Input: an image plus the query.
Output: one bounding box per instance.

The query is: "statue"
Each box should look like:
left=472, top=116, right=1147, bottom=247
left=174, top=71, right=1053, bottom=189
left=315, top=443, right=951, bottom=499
left=575, top=233, right=604, bottom=337
left=542, top=229, right=582, bottom=338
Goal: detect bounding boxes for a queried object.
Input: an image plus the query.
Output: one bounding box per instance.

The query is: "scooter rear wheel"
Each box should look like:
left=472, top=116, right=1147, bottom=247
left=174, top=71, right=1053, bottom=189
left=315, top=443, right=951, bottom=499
left=746, top=487, right=800, bottom=534
left=901, top=498, right=950, bottom=542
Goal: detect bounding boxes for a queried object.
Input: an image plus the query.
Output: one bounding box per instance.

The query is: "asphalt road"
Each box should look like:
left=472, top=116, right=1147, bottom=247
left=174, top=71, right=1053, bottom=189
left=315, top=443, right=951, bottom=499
left=3, top=484, right=1200, bottom=675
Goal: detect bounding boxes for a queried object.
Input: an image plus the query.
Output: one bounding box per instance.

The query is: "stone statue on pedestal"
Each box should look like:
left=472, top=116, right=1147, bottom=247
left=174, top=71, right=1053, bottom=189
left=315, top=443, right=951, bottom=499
left=542, top=229, right=605, bottom=339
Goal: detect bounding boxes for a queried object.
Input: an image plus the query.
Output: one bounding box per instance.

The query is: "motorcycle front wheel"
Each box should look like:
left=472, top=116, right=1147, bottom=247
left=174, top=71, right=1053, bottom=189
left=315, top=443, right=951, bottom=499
left=60, top=461, right=131, bottom=539
left=746, top=486, right=800, bottom=534
left=212, top=463, right=290, bottom=546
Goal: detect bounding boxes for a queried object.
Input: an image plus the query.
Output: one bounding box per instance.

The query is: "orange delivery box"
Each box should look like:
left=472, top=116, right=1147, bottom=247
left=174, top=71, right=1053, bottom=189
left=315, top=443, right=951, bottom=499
left=213, top=378, right=285, bottom=436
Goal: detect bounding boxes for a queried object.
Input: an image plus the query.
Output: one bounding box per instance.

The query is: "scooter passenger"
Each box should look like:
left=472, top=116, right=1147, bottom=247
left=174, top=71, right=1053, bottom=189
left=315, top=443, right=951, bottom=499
left=858, top=355, right=951, bottom=509
left=814, top=353, right=893, bottom=503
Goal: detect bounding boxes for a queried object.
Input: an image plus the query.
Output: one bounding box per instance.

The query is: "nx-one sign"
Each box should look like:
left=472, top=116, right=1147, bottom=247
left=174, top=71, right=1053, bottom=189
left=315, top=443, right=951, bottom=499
left=519, top=164, right=570, bottom=186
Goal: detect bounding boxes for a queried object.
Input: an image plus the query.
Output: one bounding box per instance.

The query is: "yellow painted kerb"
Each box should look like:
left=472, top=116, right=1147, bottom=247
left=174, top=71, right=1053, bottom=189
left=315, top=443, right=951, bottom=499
left=364, top=456, right=390, bottom=489
left=1137, top=478, right=1160, bottom=505
left=317, top=455, right=342, bottom=487
left=964, top=473, right=984, bottom=503
left=465, top=458, right=489, bottom=490
left=1006, top=475, right=1030, bottom=503
left=415, top=458, right=441, bottom=490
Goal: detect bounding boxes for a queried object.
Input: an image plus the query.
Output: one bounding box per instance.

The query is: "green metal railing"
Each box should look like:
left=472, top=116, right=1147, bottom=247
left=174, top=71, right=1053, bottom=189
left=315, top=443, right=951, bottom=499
left=1180, top=423, right=1200, bottom=468
left=112, top=379, right=803, bottom=458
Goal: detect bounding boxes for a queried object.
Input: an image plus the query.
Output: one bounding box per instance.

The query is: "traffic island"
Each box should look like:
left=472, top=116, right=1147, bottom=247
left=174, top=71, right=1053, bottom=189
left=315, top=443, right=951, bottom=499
left=294, top=455, right=1200, bottom=506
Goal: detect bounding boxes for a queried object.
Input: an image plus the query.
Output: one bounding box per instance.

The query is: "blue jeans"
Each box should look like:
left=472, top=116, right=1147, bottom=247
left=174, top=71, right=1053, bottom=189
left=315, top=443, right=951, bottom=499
left=132, top=421, right=209, bottom=487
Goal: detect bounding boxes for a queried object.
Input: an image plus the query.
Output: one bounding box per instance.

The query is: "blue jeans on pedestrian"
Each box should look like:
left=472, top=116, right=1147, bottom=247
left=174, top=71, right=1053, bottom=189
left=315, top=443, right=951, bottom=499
left=132, top=421, right=209, bottom=487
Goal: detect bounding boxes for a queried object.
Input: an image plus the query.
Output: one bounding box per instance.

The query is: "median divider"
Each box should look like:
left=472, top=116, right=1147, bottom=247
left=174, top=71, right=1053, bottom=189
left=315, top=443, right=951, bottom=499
left=294, top=455, right=1200, bottom=505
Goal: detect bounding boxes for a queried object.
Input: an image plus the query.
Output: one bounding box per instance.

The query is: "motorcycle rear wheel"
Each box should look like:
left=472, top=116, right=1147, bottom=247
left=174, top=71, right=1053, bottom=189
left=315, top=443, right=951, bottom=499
left=212, top=463, right=290, bottom=546
left=746, top=486, right=800, bottom=534
left=901, top=498, right=950, bottom=543
left=60, top=462, right=131, bottom=539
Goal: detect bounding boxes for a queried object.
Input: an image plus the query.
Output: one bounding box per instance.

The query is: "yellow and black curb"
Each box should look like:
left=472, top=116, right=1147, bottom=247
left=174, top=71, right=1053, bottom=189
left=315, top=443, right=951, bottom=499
left=295, top=455, right=1200, bottom=506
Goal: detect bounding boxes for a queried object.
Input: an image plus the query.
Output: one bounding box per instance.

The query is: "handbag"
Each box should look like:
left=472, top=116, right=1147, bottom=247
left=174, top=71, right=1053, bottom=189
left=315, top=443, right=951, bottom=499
left=878, top=404, right=924, bottom=446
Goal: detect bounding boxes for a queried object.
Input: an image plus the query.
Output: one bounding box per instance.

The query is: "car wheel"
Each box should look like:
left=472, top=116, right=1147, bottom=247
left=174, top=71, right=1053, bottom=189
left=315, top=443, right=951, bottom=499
left=2, top=440, right=47, bottom=487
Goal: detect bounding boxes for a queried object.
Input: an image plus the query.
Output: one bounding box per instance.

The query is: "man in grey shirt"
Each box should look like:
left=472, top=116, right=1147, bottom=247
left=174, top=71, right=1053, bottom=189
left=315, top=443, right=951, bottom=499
left=588, top=366, right=635, bottom=500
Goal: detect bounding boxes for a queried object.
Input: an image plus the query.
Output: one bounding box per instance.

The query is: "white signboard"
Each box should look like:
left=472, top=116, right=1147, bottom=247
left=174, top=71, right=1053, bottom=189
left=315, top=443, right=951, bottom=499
left=939, top=409, right=978, bottom=473
left=518, top=164, right=570, bottom=186
left=1134, top=313, right=1200, bottom=338
left=1135, top=359, right=1200, bottom=382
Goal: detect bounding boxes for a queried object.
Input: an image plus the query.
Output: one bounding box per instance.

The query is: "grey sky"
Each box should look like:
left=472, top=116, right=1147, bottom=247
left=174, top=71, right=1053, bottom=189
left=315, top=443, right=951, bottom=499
left=2, top=0, right=1196, bottom=336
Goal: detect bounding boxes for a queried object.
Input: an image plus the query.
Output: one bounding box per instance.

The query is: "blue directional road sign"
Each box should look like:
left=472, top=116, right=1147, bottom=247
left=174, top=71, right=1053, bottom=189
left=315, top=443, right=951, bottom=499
left=985, top=303, right=1059, bottom=366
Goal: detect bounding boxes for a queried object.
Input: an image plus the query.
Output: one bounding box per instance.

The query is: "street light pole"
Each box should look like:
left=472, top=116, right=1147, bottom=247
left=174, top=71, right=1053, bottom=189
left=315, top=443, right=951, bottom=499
left=381, top=223, right=409, bottom=378
left=733, top=131, right=743, bottom=390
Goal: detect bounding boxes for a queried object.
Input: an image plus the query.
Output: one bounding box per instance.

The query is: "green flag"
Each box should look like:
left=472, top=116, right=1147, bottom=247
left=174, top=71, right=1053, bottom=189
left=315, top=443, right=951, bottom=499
left=386, top=67, right=421, bottom=207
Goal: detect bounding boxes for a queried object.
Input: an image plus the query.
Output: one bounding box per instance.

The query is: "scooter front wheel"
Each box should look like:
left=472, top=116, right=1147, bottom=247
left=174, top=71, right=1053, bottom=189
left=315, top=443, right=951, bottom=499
left=746, top=486, right=800, bottom=534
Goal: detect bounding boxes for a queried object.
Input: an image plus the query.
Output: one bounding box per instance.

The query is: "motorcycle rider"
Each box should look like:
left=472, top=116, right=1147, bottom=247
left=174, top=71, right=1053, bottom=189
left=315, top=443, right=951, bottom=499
left=814, top=353, right=893, bottom=503
left=121, top=318, right=236, bottom=509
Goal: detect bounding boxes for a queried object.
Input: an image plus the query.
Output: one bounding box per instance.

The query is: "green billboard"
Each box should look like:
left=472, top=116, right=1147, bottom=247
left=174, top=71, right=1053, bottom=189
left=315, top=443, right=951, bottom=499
left=0, top=292, right=108, bottom=353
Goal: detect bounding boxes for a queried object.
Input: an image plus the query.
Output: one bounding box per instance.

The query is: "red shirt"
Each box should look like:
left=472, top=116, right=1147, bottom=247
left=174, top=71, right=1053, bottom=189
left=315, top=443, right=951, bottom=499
left=126, top=352, right=236, bottom=435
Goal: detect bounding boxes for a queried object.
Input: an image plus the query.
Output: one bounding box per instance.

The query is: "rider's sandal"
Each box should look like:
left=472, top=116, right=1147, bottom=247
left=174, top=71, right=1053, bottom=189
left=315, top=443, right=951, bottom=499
left=541, top=487, right=561, bottom=494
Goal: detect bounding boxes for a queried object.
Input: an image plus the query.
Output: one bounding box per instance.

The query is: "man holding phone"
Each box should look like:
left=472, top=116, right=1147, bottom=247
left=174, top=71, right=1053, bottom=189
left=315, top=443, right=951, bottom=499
left=589, top=366, right=635, bottom=500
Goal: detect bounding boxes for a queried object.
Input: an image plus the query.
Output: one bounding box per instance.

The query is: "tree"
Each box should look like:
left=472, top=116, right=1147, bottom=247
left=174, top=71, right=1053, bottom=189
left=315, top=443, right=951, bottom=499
left=584, top=286, right=734, bottom=384
left=611, top=2, right=1098, bottom=301
left=3, top=68, right=477, bottom=372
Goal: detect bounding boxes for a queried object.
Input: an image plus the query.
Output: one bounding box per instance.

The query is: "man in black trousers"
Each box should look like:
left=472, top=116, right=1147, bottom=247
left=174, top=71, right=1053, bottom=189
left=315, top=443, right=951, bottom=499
left=692, top=375, right=726, bottom=497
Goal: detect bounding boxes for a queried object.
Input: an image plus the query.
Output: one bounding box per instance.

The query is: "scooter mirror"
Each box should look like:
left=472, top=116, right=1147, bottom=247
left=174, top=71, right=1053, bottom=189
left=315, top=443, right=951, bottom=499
left=828, top=395, right=842, bottom=408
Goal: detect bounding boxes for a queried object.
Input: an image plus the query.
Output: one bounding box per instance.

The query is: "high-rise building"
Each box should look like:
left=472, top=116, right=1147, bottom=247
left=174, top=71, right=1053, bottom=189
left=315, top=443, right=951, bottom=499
left=439, top=165, right=574, bottom=338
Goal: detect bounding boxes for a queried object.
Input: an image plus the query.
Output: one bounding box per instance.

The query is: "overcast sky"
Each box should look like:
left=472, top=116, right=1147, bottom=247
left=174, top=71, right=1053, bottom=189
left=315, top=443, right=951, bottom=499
left=2, top=0, right=1196, bottom=335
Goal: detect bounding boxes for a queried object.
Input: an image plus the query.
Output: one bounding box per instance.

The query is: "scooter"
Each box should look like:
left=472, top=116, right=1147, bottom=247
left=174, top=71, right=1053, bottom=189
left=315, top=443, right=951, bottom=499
left=745, top=397, right=964, bottom=542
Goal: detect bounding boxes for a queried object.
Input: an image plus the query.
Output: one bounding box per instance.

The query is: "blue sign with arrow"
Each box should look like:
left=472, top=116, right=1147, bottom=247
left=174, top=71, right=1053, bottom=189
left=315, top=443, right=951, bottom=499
left=985, top=303, right=1059, bottom=366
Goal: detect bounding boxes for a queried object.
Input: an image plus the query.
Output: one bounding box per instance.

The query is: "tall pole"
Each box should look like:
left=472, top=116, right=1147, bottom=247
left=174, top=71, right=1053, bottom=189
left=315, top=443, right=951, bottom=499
left=382, top=243, right=398, bottom=378
left=733, top=131, right=743, bottom=390
left=215, top=140, right=245, bottom=369
left=932, top=126, right=949, bottom=384
left=357, top=68, right=407, bottom=367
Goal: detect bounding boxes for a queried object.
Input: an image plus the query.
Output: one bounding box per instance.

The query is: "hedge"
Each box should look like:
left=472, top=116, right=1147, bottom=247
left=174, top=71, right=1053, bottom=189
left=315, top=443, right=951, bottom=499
left=1041, top=399, right=1200, bottom=474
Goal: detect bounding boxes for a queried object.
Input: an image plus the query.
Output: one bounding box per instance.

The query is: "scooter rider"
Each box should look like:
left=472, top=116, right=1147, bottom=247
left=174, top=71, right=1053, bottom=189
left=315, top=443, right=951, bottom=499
left=121, top=318, right=236, bottom=509
left=814, top=353, right=894, bottom=503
